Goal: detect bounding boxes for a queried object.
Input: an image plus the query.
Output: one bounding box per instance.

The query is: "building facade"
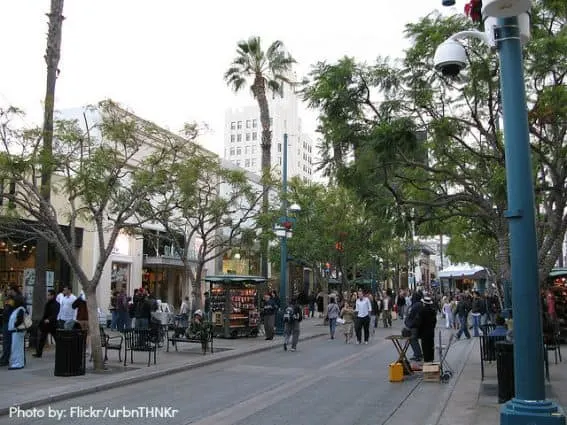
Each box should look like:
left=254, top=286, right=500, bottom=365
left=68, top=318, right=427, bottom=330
left=1, top=102, right=267, bottom=315
left=224, top=82, right=315, bottom=181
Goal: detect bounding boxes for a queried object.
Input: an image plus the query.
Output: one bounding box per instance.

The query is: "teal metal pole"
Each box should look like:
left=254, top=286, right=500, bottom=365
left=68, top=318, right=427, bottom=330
left=276, top=133, right=288, bottom=335
left=497, top=15, right=565, bottom=425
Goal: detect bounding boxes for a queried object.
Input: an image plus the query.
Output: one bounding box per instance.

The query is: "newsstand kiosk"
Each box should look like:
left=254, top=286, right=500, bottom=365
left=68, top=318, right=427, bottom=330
left=204, top=275, right=265, bottom=338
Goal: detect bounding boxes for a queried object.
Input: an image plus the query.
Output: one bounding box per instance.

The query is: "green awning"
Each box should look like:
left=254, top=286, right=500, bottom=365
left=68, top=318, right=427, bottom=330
left=549, top=268, right=567, bottom=278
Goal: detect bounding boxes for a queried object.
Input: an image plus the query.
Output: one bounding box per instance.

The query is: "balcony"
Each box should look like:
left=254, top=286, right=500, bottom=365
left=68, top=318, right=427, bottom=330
left=143, top=251, right=198, bottom=268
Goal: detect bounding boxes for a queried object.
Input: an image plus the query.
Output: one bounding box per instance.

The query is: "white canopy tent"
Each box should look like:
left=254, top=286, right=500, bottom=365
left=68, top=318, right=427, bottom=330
left=438, top=264, right=486, bottom=279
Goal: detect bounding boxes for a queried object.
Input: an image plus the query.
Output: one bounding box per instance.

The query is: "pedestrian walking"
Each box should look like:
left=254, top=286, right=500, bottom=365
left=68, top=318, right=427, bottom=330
left=369, top=294, right=378, bottom=335
left=327, top=296, right=340, bottom=339
left=455, top=295, right=472, bottom=340
left=340, top=302, right=355, bottom=343
left=354, top=291, right=372, bottom=344
left=382, top=290, right=393, bottom=328
left=262, top=294, right=276, bottom=340
left=442, top=297, right=454, bottom=329
left=33, top=290, right=60, bottom=358
left=283, top=297, right=302, bottom=351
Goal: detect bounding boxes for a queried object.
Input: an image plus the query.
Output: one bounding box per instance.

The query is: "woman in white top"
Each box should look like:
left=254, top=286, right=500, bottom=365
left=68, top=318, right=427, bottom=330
left=327, top=297, right=341, bottom=340
left=442, top=298, right=454, bottom=329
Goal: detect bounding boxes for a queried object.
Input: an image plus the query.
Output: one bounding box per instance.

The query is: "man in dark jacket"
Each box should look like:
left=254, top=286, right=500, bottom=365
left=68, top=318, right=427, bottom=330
left=404, top=291, right=424, bottom=361
left=0, top=288, right=16, bottom=366
left=419, top=296, right=438, bottom=362
left=135, top=293, right=157, bottom=329
left=262, top=294, right=277, bottom=340
left=456, top=295, right=472, bottom=340
left=33, top=290, right=60, bottom=358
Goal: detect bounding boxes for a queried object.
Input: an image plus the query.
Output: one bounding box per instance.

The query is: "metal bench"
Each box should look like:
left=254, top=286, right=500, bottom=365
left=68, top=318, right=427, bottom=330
left=99, top=326, right=123, bottom=362
left=123, top=328, right=158, bottom=366
left=166, top=322, right=214, bottom=355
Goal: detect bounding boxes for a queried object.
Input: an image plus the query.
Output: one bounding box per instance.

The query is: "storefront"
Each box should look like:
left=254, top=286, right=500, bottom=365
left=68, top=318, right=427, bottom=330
left=0, top=224, right=82, bottom=294
left=438, top=264, right=487, bottom=294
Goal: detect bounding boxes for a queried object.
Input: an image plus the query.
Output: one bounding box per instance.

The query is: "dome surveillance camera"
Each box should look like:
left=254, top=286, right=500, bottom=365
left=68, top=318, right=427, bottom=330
left=433, top=40, right=468, bottom=77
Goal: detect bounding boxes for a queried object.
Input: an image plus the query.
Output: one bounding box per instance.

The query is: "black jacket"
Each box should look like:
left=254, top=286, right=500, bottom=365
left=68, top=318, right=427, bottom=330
left=419, top=304, right=437, bottom=338
left=404, top=301, right=423, bottom=330
left=456, top=298, right=471, bottom=317
left=42, top=299, right=60, bottom=328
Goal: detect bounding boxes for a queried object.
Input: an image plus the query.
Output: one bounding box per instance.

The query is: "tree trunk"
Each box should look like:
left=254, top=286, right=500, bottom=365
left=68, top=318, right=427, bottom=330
left=84, top=284, right=104, bottom=370
left=253, top=78, right=272, bottom=279
left=192, top=263, right=204, bottom=311
left=496, top=233, right=511, bottom=281
left=32, top=0, right=65, bottom=347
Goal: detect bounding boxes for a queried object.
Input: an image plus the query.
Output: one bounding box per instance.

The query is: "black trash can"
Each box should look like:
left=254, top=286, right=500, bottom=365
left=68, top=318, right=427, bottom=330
left=54, top=329, right=87, bottom=377
left=495, top=340, right=515, bottom=403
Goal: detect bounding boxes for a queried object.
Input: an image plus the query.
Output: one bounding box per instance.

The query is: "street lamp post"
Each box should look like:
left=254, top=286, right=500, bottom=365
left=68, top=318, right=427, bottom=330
left=275, top=133, right=301, bottom=335
left=434, top=2, right=565, bottom=423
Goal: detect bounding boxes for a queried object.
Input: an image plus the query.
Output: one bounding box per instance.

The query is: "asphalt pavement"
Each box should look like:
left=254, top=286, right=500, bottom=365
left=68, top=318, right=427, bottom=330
left=0, top=323, right=475, bottom=425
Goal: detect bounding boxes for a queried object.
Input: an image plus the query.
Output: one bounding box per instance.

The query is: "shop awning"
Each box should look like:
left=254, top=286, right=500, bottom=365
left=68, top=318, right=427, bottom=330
left=204, top=275, right=267, bottom=284
left=438, top=264, right=486, bottom=279
left=549, top=268, right=567, bottom=278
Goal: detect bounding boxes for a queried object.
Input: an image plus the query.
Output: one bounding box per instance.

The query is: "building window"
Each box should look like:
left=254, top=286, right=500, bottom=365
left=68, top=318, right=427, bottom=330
left=245, top=159, right=250, bottom=167
left=252, top=132, right=257, bottom=140
left=245, top=146, right=250, bottom=155
left=236, top=147, right=242, bottom=156
left=237, top=121, right=242, bottom=130
left=278, top=157, right=282, bottom=165
left=237, top=134, right=242, bottom=142
left=251, top=158, right=256, bottom=167
left=252, top=146, right=257, bottom=154
left=246, top=120, right=251, bottom=129
left=111, top=263, right=130, bottom=293
left=278, top=143, right=282, bottom=153
left=230, top=148, right=235, bottom=156
left=246, top=133, right=251, bottom=141
left=252, top=119, right=257, bottom=128
left=230, top=135, right=235, bottom=143
left=230, top=121, right=236, bottom=130
left=236, top=160, right=241, bottom=167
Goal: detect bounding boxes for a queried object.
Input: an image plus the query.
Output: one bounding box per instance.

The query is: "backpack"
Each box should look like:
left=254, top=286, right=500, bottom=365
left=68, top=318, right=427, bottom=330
left=283, top=306, right=295, bottom=323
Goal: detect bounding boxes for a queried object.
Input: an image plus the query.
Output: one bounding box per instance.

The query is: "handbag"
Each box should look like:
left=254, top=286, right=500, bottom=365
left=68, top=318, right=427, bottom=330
left=337, top=318, right=345, bottom=325
left=17, top=314, right=32, bottom=331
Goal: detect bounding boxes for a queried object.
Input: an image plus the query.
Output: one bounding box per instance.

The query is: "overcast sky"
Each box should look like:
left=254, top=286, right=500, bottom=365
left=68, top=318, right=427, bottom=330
left=0, top=1, right=456, bottom=155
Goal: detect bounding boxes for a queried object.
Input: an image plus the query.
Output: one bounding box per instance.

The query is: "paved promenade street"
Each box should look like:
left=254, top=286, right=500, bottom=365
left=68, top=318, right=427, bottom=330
left=0, top=320, right=475, bottom=425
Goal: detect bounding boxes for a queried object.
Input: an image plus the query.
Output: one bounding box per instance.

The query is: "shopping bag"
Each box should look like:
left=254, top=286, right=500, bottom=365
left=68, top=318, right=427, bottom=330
left=392, top=311, right=398, bottom=320
left=337, top=318, right=345, bottom=325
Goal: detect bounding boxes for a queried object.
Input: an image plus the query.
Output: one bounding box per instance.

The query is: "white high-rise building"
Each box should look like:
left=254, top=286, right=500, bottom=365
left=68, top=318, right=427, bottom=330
left=224, top=82, right=315, bottom=181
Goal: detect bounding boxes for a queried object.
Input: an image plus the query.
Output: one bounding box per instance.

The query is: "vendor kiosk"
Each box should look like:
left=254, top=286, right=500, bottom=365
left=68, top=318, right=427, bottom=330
left=204, top=275, right=265, bottom=338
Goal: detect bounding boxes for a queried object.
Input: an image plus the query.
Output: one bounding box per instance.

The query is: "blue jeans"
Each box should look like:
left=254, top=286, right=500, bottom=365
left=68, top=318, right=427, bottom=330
left=135, top=318, right=148, bottom=329
left=456, top=315, right=471, bottom=339
left=472, top=314, right=481, bottom=337
left=329, top=318, right=337, bottom=338
left=117, top=311, right=129, bottom=331
left=111, top=311, right=118, bottom=329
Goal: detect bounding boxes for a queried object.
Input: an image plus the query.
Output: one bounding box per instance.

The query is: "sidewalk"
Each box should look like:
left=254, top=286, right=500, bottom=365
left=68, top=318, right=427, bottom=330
left=435, top=338, right=566, bottom=425
left=0, top=318, right=327, bottom=416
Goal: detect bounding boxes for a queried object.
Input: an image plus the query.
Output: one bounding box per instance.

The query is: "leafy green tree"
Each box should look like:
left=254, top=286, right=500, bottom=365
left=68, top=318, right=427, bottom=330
left=0, top=101, right=188, bottom=370
left=224, top=36, right=295, bottom=279
left=147, top=143, right=266, bottom=309
left=304, top=1, right=567, bottom=284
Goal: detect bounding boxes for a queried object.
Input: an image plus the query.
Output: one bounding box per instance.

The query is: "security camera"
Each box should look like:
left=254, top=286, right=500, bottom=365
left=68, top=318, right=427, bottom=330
left=433, top=39, right=468, bottom=77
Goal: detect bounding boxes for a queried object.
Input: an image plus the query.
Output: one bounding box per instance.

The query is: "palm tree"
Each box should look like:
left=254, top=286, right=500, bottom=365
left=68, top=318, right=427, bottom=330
left=225, top=36, right=295, bottom=278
